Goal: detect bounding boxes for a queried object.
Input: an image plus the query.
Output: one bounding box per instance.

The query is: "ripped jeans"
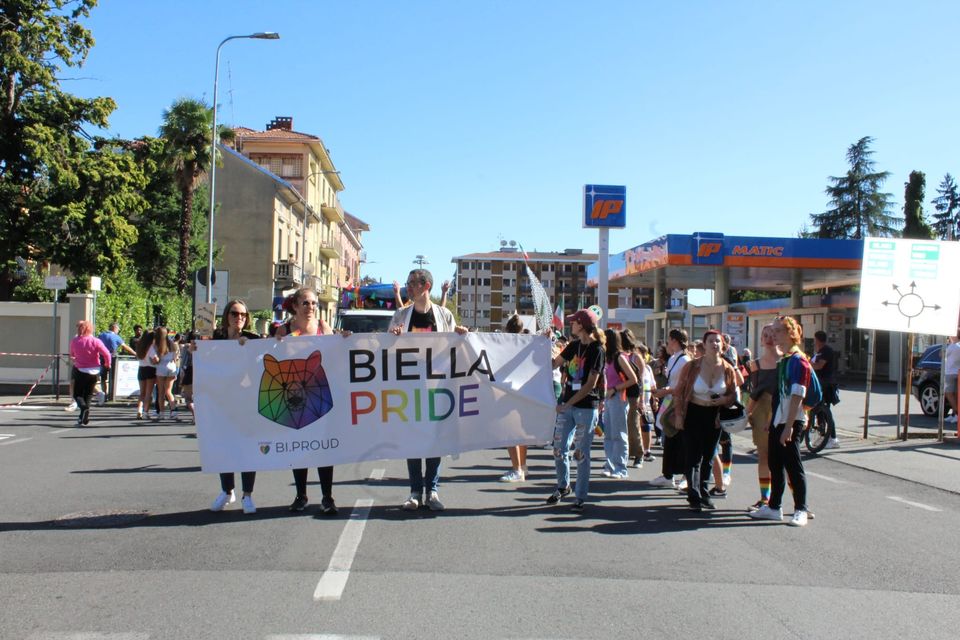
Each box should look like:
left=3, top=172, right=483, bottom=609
left=553, top=407, right=597, bottom=501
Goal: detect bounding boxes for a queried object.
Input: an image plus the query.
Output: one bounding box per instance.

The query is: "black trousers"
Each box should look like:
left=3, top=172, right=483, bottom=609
left=220, top=472, right=256, bottom=494
left=293, top=466, right=334, bottom=498
left=768, top=421, right=807, bottom=511
left=718, top=429, right=732, bottom=466
left=660, top=432, right=685, bottom=477
left=681, top=403, right=721, bottom=504
left=72, top=369, right=98, bottom=415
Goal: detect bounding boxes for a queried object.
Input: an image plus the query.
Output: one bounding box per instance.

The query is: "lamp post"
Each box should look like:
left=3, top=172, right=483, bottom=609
left=205, top=31, right=280, bottom=304
left=413, top=255, right=429, bottom=268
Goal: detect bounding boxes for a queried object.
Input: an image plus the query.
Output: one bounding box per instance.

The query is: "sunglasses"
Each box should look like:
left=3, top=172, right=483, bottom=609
left=229, top=310, right=248, bottom=318
left=300, top=300, right=319, bottom=307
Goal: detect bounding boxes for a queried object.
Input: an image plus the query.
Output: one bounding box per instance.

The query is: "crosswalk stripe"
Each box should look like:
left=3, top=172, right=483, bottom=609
left=26, top=633, right=150, bottom=639
left=887, top=496, right=942, bottom=512
left=266, top=635, right=380, bottom=639
left=0, top=433, right=15, bottom=440
left=313, top=498, right=374, bottom=601
left=0, top=436, right=31, bottom=446
left=368, top=468, right=385, bottom=480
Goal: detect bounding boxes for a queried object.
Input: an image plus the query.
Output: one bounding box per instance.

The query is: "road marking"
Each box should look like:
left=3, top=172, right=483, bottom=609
left=313, top=498, right=374, bottom=602
left=805, top=471, right=846, bottom=484
left=0, top=434, right=15, bottom=440
left=266, top=635, right=380, bottom=639
left=368, top=468, right=385, bottom=480
left=0, top=437, right=31, bottom=446
left=50, top=428, right=75, bottom=434
left=887, top=496, right=942, bottom=512
left=26, top=633, right=150, bottom=639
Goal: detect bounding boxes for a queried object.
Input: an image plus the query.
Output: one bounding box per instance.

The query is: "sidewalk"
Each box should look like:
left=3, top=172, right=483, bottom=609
left=4, top=388, right=960, bottom=494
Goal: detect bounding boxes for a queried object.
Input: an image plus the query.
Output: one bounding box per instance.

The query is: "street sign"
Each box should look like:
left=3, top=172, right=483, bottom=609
left=43, top=275, right=67, bottom=290
left=194, top=270, right=229, bottom=310
left=89, top=276, right=102, bottom=292
left=857, top=237, right=960, bottom=335
left=583, top=184, right=626, bottom=229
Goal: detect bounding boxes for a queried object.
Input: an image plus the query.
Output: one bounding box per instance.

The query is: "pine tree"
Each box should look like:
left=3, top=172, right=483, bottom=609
left=810, top=136, right=899, bottom=239
left=931, top=173, right=959, bottom=240
left=902, top=171, right=933, bottom=239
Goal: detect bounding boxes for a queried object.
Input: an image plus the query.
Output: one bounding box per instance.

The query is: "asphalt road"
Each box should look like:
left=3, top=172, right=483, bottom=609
left=2, top=402, right=960, bottom=640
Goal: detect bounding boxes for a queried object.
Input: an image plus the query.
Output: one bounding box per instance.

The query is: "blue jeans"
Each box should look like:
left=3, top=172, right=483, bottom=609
left=553, top=407, right=597, bottom=501
left=407, top=457, right=441, bottom=495
left=603, top=395, right=629, bottom=474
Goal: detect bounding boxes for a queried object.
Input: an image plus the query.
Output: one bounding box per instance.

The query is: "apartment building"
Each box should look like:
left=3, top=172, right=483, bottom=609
left=452, top=246, right=650, bottom=331
left=338, top=211, right=370, bottom=289
left=222, top=116, right=346, bottom=321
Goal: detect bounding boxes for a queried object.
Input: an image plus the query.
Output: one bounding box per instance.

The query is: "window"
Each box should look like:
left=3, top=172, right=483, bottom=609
left=482, top=262, right=491, bottom=270
left=281, top=156, right=302, bottom=178
left=277, top=228, right=283, bottom=260
left=482, top=278, right=491, bottom=286
left=504, top=263, right=514, bottom=272
left=481, top=293, right=490, bottom=303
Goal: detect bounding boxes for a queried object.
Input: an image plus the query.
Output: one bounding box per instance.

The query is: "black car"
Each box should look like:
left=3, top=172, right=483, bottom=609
left=912, top=344, right=943, bottom=416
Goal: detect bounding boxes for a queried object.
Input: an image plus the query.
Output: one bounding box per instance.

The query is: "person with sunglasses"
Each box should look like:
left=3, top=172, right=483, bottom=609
left=209, top=300, right=261, bottom=514
left=276, top=287, right=342, bottom=515
left=389, top=268, right=469, bottom=512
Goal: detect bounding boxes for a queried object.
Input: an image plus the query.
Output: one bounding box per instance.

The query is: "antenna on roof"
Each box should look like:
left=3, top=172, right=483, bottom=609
left=500, top=239, right=507, bottom=247
left=509, top=240, right=517, bottom=247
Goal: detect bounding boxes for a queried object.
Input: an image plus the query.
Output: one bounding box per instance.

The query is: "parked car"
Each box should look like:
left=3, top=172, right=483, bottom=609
left=912, top=344, right=943, bottom=416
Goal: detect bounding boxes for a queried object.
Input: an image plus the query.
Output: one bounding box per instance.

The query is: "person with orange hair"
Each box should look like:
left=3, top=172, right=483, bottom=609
left=750, top=315, right=814, bottom=527
left=69, top=320, right=112, bottom=426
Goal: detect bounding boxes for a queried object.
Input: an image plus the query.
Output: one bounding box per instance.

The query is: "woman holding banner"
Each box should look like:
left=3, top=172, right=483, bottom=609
left=276, top=287, right=340, bottom=516
left=209, top=300, right=261, bottom=514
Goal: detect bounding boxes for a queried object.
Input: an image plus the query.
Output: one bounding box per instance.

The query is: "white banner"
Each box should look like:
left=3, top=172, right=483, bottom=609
left=193, top=332, right=556, bottom=473
left=858, top=237, right=960, bottom=335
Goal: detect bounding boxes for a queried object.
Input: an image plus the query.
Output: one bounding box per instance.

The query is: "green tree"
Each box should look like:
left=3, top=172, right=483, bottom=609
left=931, top=173, right=959, bottom=240
left=158, top=98, right=233, bottom=294
left=0, top=0, right=120, bottom=299
left=902, top=170, right=933, bottom=239
left=810, top=136, right=899, bottom=238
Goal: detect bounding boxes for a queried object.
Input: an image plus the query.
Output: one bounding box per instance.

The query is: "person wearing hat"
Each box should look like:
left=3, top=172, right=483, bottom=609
left=546, top=308, right=606, bottom=511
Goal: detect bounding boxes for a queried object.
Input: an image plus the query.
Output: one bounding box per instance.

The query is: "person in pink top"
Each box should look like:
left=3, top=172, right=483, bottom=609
left=69, top=320, right=112, bottom=426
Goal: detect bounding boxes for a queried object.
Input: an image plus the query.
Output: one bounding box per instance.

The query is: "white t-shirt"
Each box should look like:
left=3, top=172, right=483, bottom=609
left=945, top=342, right=960, bottom=377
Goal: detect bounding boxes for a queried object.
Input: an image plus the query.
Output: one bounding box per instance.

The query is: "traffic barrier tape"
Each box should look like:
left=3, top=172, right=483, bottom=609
left=0, top=357, right=58, bottom=408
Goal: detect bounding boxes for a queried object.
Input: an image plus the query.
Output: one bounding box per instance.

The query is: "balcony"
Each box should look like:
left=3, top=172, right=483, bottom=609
left=317, top=283, right=338, bottom=303
left=318, top=237, right=340, bottom=259
left=321, top=201, right=345, bottom=224
left=274, top=260, right=303, bottom=288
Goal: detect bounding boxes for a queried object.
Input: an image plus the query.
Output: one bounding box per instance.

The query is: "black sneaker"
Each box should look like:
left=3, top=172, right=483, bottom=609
left=688, top=501, right=702, bottom=512
left=700, top=498, right=717, bottom=510
left=571, top=499, right=585, bottom=511
left=708, top=487, right=727, bottom=499
left=82, top=409, right=90, bottom=426
left=320, top=496, right=338, bottom=516
left=289, top=495, right=309, bottom=512
left=545, top=486, right=571, bottom=505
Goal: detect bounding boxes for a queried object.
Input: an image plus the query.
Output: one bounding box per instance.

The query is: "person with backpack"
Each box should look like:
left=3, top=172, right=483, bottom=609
left=749, top=315, right=817, bottom=527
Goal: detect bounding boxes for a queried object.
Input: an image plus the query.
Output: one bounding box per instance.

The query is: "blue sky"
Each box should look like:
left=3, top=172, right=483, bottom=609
left=75, top=1, right=960, bottom=294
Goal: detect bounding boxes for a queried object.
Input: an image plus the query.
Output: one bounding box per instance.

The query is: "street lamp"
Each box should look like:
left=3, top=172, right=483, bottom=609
left=205, top=31, right=280, bottom=304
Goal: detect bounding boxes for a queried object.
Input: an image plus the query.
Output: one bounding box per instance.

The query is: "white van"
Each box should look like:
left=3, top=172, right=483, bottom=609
left=334, top=308, right=395, bottom=333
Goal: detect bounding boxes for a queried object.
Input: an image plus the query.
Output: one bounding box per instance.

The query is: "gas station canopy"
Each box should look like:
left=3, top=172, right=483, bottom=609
left=588, top=232, right=864, bottom=292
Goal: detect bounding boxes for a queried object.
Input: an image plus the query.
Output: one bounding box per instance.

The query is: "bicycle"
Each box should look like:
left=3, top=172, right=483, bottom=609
left=804, top=401, right=831, bottom=454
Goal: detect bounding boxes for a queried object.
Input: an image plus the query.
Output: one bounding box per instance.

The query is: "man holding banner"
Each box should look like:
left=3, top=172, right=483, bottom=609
left=390, top=268, right=470, bottom=512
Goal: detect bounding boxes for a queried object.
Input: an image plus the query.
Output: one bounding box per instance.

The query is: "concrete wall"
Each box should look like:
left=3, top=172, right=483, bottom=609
left=0, top=294, right=92, bottom=391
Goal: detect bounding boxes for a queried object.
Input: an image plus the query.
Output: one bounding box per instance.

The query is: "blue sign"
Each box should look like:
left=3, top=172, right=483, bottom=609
left=691, top=232, right=725, bottom=265
left=583, top=184, right=626, bottom=228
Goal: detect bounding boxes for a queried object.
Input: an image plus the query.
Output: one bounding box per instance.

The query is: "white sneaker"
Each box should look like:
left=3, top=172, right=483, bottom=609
left=601, top=468, right=614, bottom=478
left=65, top=401, right=78, bottom=412
left=210, top=490, right=235, bottom=512
left=676, top=477, right=688, bottom=491
left=241, top=495, right=256, bottom=514
left=425, top=491, right=445, bottom=511
left=402, top=493, right=421, bottom=510
left=722, top=473, right=732, bottom=488
left=499, top=469, right=525, bottom=483
left=788, top=510, right=808, bottom=527
left=649, top=475, right=675, bottom=487
left=95, top=391, right=105, bottom=406
left=825, top=438, right=840, bottom=449
left=748, top=505, right=783, bottom=521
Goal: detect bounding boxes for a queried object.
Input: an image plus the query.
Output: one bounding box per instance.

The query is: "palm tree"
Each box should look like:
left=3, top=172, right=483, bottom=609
left=158, top=98, right=233, bottom=293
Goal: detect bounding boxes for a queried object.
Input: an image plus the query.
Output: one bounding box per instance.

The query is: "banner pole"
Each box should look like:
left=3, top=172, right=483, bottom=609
left=863, top=329, right=875, bottom=440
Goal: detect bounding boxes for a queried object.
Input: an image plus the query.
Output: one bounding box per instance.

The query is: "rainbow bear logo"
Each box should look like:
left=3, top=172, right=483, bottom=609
left=258, top=351, right=333, bottom=429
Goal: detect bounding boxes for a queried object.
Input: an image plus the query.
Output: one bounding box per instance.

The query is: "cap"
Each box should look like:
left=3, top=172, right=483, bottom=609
left=565, top=308, right=598, bottom=330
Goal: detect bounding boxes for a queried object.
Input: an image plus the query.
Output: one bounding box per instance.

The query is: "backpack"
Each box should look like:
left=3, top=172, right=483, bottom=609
left=804, top=366, right=823, bottom=411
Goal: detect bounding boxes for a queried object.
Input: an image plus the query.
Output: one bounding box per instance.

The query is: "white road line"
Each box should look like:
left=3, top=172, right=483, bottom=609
left=0, top=433, right=15, bottom=440
left=887, top=496, right=942, bottom=512
left=266, top=635, right=380, bottom=639
left=368, top=468, right=385, bottom=480
left=313, top=498, right=374, bottom=602
left=26, top=633, right=150, bottom=639
left=0, top=437, right=32, bottom=446
left=50, top=427, right=75, bottom=434
left=805, top=471, right=846, bottom=484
